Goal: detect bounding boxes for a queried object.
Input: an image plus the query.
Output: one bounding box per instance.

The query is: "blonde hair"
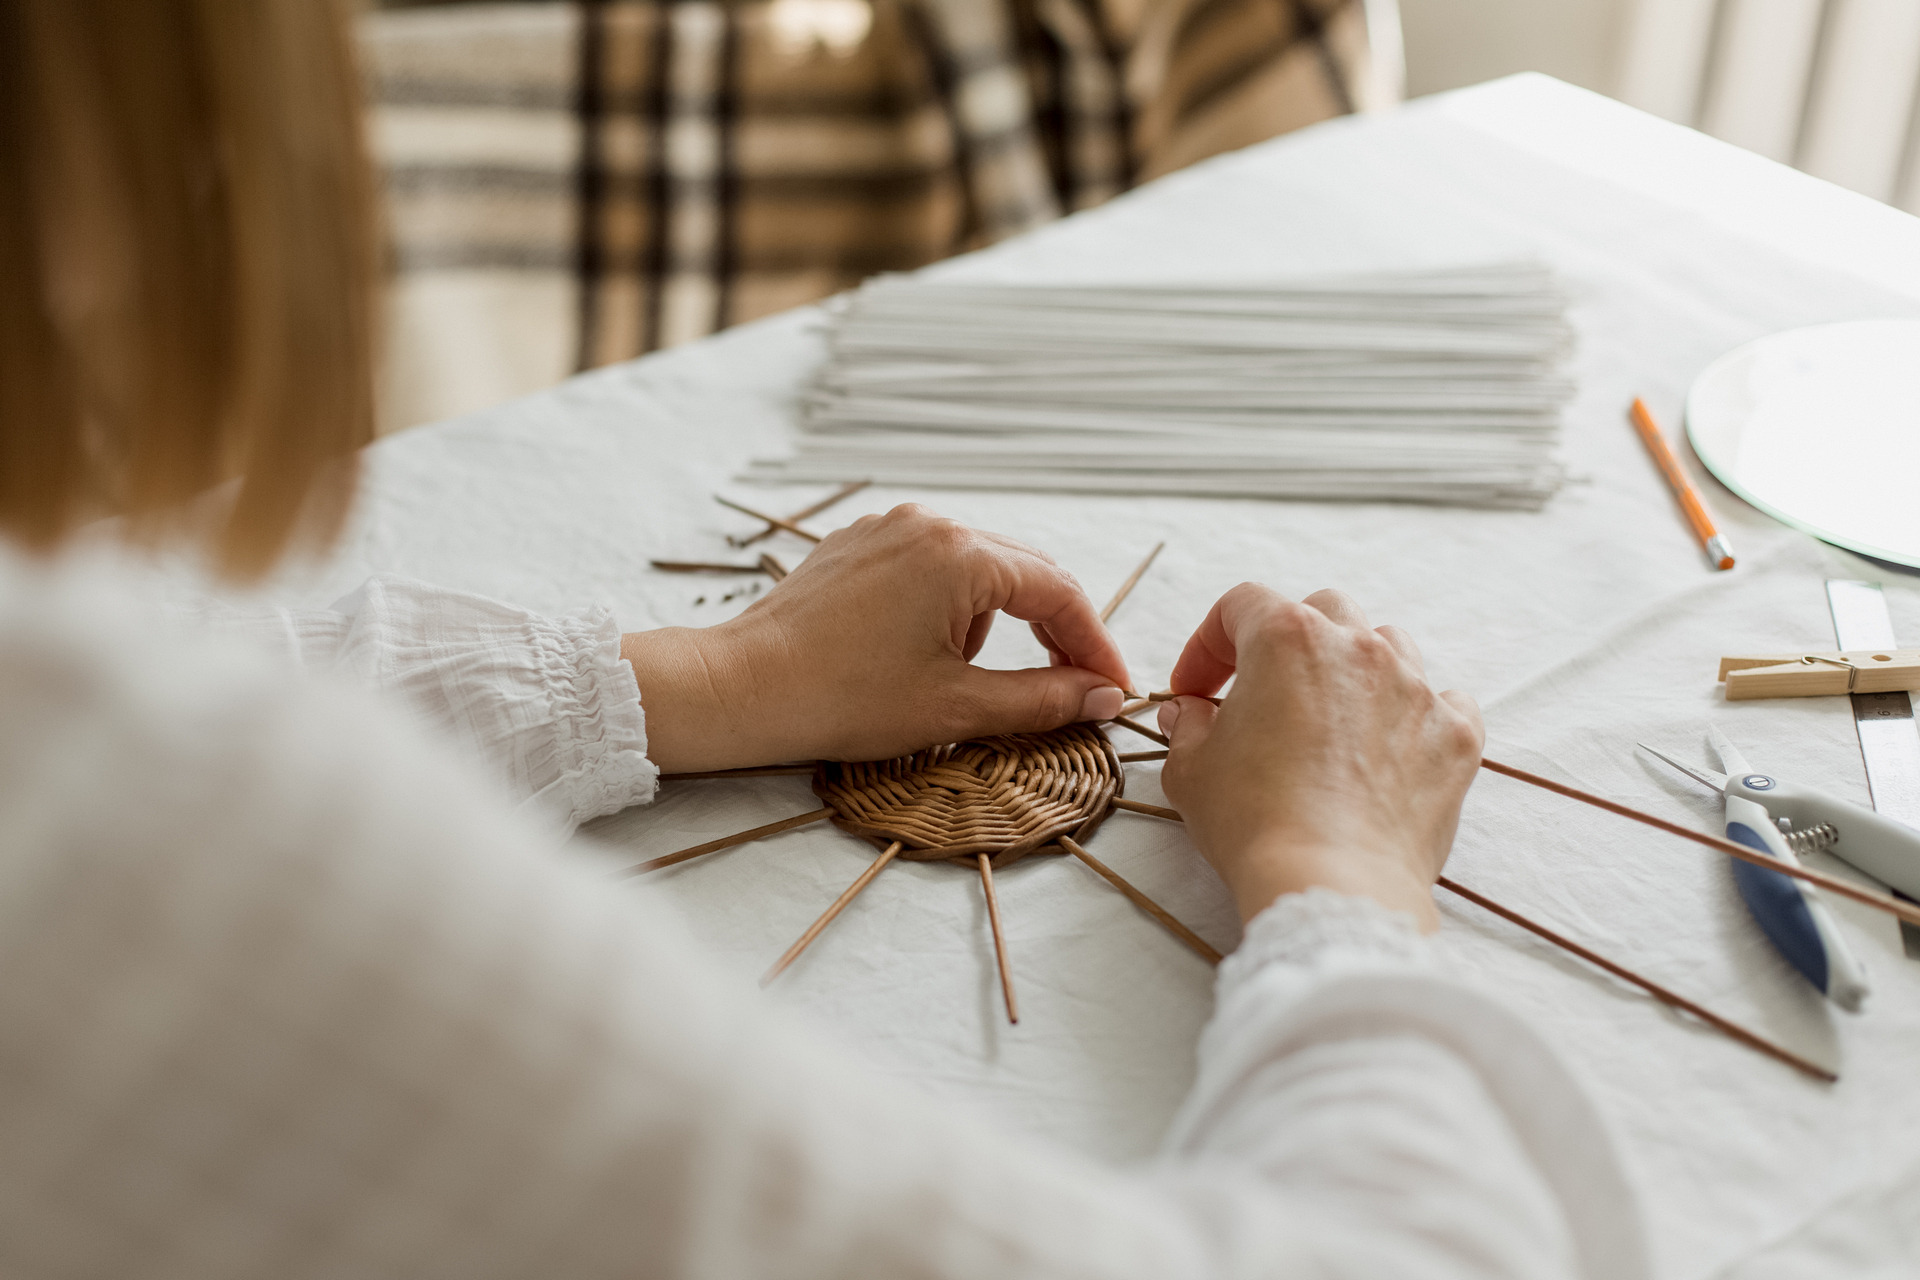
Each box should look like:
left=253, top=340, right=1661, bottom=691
left=0, top=0, right=377, bottom=579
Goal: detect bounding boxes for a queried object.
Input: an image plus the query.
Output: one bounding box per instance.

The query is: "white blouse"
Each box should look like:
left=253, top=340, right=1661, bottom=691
left=0, top=552, right=1647, bottom=1279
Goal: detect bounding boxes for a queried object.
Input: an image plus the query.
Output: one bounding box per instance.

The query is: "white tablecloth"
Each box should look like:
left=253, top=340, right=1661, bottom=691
left=253, top=75, right=1920, bottom=1278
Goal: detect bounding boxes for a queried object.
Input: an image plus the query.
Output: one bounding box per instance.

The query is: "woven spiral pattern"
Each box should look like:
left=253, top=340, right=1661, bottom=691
left=813, top=723, right=1122, bottom=866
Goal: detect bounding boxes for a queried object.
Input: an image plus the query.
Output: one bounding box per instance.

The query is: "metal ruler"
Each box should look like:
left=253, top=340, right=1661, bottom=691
left=1827, top=579, right=1920, bottom=957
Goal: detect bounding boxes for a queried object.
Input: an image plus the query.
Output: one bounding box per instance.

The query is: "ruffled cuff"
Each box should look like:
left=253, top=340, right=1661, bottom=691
left=522, top=606, right=658, bottom=829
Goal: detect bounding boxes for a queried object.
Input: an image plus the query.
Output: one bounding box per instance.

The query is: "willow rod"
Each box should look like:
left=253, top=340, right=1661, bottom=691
left=715, top=495, right=823, bottom=544
left=1113, top=797, right=1182, bottom=821
left=1100, top=541, right=1165, bottom=623
left=1479, top=757, right=1920, bottom=928
left=1100, top=740, right=1920, bottom=929
left=1118, top=690, right=1224, bottom=707
left=978, top=853, right=1019, bottom=1023
left=1116, top=789, right=1822, bottom=1080
left=661, top=763, right=819, bottom=780
left=763, top=841, right=904, bottom=986
left=731, top=480, right=869, bottom=548
left=626, top=807, right=834, bottom=876
left=1109, top=714, right=1170, bottom=746
left=1059, top=835, right=1222, bottom=964
left=1436, top=874, right=1834, bottom=1083
left=1147, top=690, right=1222, bottom=705
left=650, top=560, right=769, bottom=575
left=758, top=553, right=788, bottom=581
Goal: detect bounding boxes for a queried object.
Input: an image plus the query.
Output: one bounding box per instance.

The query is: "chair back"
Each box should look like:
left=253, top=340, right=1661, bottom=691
left=364, top=0, right=1401, bottom=432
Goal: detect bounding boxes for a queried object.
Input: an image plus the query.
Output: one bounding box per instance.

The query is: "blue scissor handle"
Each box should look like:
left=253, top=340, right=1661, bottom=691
left=1727, top=822, right=1830, bottom=994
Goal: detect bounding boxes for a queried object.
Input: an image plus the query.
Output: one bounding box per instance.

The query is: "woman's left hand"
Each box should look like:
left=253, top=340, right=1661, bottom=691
left=622, top=504, right=1132, bottom=772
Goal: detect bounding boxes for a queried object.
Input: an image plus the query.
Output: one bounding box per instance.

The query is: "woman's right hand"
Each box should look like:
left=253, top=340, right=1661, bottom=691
left=1155, top=584, right=1483, bottom=931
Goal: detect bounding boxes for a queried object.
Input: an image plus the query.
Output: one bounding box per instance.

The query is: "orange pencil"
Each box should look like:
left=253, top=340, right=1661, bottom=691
left=1629, top=397, right=1734, bottom=571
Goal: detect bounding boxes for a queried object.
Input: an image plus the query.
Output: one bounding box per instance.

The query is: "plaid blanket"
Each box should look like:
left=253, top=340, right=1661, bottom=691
left=365, top=0, right=1392, bottom=428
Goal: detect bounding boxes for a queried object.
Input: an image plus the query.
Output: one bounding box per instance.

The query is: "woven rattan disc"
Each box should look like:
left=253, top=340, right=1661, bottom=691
left=812, top=722, right=1122, bottom=867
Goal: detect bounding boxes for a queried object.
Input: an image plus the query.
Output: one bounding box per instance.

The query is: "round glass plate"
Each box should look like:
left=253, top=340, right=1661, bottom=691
left=1688, top=318, right=1920, bottom=568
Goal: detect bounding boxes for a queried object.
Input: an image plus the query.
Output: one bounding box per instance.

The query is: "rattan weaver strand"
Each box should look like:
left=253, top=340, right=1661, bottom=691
left=812, top=722, right=1120, bottom=868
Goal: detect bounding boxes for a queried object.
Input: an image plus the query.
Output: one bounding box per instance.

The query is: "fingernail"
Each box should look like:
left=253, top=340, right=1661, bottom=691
left=1080, top=685, right=1124, bottom=722
left=1157, top=699, right=1182, bottom=736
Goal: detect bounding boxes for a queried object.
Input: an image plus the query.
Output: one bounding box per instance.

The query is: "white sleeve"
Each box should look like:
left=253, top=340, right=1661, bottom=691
left=184, top=574, right=658, bottom=827
left=1162, top=890, right=1648, bottom=1280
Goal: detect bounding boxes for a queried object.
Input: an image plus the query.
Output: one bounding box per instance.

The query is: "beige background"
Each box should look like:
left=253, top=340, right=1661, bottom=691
left=1399, top=0, right=1631, bottom=98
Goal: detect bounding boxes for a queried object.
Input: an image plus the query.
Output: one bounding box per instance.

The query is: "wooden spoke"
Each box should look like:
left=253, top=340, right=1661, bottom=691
left=1058, top=836, right=1222, bottom=965
left=731, top=480, right=868, bottom=548
left=661, top=764, right=818, bottom=780
left=715, top=495, right=823, bottom=543
left=1437, top=875, right=1834, bottom=1083
left=1147, top=690, right=1221, bottom=705
left=1480, top=757, right=1920, bottom=928
left=762, top=842, right=904, bottom=986
left=624, top=807, right=834, bottom=876
left=649, top=560, right=769, bottom=574
left=978, top=853, right=1019, bottom=1023
left=1101, top=782, right=1826, bottom=1079
left=1100, top=541, right=1165, bottom=623
left=1113, top=797, right=1181, bottom=820
left=1108, top=714, right=1169, bottom=746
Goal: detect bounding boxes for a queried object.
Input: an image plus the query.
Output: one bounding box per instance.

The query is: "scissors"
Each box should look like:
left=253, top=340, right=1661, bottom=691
left=1637, top=727, right=1890, bottom=1012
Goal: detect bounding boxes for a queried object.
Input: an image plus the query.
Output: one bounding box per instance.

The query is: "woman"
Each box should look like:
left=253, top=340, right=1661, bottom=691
left=0, top=2, right=1643, bottom=1276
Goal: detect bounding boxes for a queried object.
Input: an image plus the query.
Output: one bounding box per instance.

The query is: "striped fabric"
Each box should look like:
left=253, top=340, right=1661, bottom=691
left=365, top=0, right=1390, bottom=430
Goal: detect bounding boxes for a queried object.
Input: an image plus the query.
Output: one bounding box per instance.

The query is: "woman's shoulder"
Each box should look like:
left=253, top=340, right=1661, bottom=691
left=0, top=548, right=537, bottom=889
left=0, top=546, right=272, bottom=720
left=0, top=547, right=322, bottom=787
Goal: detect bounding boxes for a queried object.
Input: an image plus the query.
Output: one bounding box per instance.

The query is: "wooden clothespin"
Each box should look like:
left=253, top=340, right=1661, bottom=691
left=1718, top=649, right=1920, bottom=700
